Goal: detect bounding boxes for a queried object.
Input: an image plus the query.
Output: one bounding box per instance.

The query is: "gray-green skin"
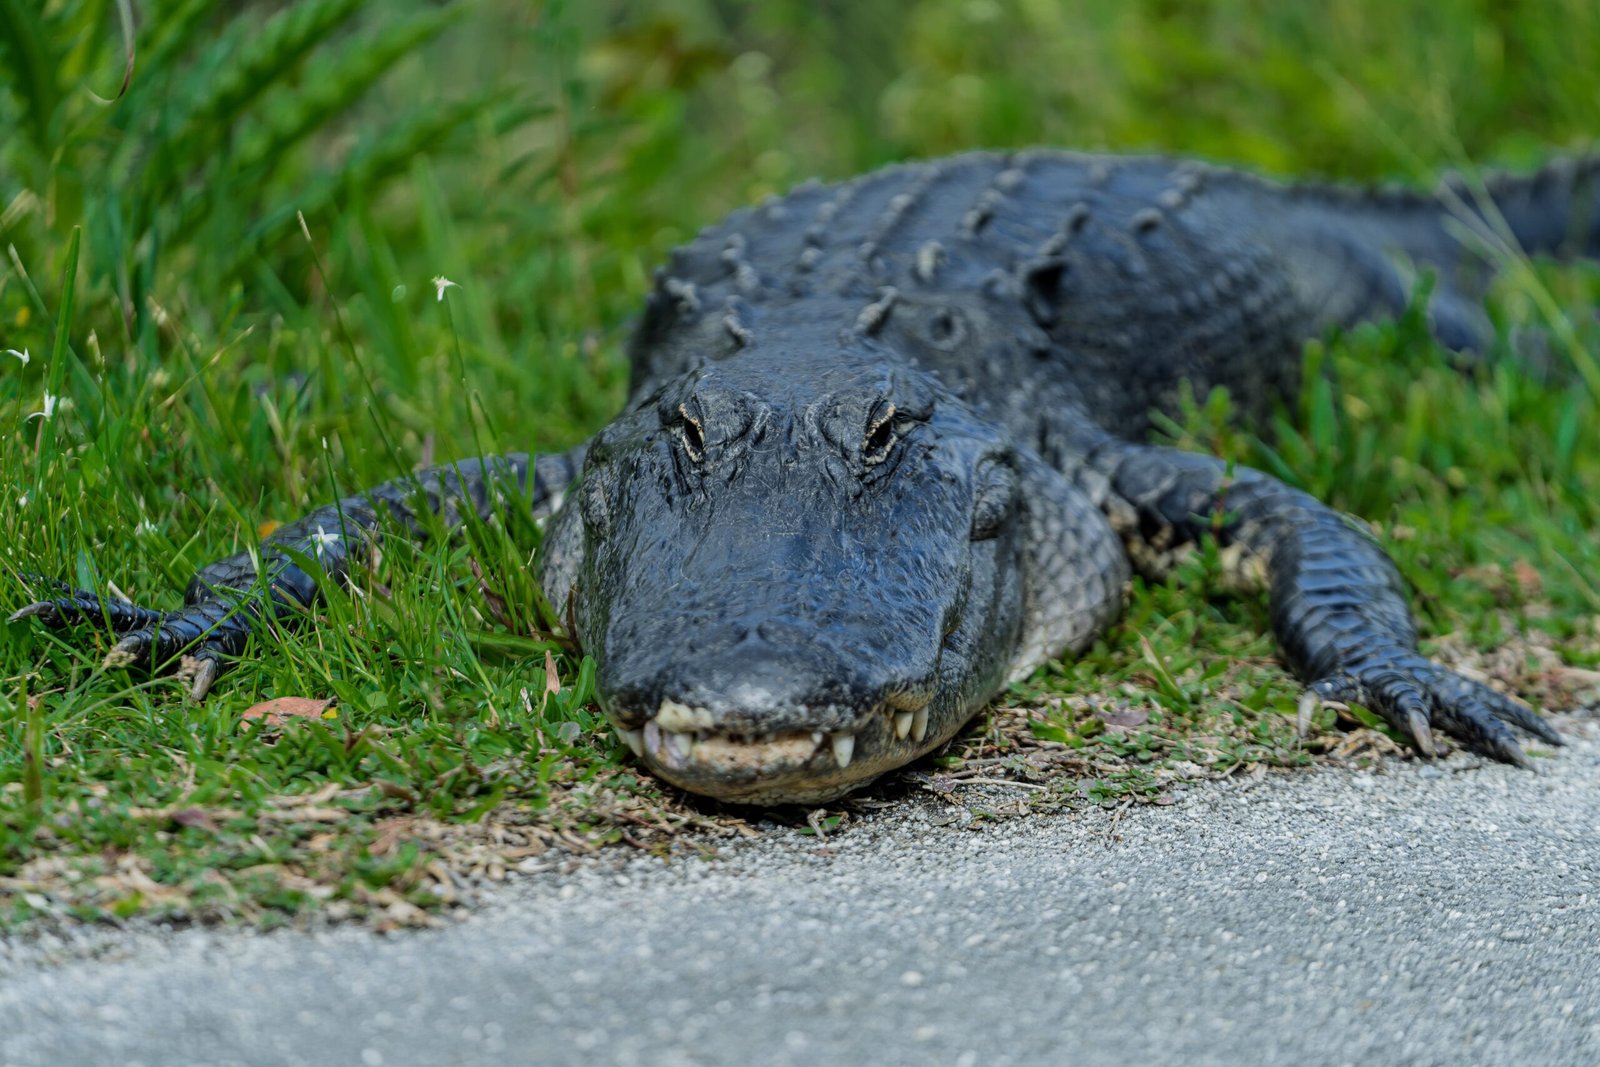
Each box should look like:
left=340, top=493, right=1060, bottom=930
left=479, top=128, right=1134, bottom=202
left=16, top=151, right=1596, bottom=803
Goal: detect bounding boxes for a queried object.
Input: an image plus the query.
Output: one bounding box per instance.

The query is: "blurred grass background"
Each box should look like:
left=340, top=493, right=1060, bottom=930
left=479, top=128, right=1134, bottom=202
left=2, top=1, right=1597, bottom=469
left=0, top=0, right=1595, bottom=923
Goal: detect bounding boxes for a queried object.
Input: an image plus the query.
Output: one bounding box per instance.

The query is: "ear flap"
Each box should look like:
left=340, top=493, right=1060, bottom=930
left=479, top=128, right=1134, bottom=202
left=1017, top=256, right=1069, bottom=328
left=1006, top=452, right=1129, bottom=682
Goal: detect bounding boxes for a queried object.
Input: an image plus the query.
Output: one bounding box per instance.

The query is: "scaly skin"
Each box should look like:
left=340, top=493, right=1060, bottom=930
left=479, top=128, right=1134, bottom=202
left=15, top=151, right=1596, bottom=801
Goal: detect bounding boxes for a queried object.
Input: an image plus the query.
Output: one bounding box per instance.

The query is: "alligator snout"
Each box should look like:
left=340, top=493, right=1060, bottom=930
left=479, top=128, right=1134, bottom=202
left=606, top=689, right=938, bottom=805
left=597, top=627, right=944, bottom=803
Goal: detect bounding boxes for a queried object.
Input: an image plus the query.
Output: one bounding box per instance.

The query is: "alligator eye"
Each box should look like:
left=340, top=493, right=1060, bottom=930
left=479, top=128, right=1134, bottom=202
left=862, top=402, right=899, bottom=465
left=676, top=403, right=706, bottom=463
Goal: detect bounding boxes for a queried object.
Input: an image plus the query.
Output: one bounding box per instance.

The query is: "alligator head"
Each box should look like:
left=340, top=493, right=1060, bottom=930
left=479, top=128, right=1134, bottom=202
left=539, top=326, right=1079, bottom=804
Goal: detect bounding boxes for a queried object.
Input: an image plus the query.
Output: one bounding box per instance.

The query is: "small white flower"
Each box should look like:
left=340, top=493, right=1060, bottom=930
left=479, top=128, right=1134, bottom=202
left=432, top=275, right=459, bottom=302
left=25, top=393, right=57, bottom=421
left=16, top=493, right=28, bottom=508
left=5, top=348, right=28, bottom=366
left=135, top=519, right=158, bottom=537
left=309, top=524, right=339, bottom=559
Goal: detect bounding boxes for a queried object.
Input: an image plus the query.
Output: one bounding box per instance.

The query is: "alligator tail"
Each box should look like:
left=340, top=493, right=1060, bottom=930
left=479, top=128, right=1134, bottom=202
left=1260, top=153, right=1599, bottom=349
left=1449, top=155, right=1600, bottom=261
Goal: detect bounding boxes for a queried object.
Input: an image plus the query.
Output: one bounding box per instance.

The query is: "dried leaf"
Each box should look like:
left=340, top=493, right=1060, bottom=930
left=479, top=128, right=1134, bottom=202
left=544, top=649, right=562, bottom=695
left=1101, top=708, right=1150, bottom=729
left=242, top=696, right=337, bottom=728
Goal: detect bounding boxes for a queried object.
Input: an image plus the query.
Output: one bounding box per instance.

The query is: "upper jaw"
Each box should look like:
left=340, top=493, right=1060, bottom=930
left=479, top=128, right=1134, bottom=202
left=607, top=692, right=936, bottom=804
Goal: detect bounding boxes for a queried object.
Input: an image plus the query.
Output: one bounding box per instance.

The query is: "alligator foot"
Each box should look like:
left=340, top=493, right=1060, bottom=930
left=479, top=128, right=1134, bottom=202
left=1311, top=651, right=1563, bottom=766
left=10, top=584, right=167, bottom=632
left=11, top=582, right=252, bottom=701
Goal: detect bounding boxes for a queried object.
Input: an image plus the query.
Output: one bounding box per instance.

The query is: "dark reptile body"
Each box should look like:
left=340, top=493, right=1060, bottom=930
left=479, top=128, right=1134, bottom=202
left=16, top=150, right=1596, bottom=802
left=630, top=152, right=1308, bottom=438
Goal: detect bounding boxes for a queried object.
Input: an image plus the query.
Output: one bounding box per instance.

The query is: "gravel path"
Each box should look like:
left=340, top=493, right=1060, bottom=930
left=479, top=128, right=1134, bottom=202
left=4, top=726, right=1597, bottom=1067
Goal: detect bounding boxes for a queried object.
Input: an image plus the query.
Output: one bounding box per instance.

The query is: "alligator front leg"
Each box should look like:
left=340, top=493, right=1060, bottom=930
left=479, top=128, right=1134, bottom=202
left=1068, top=435, right=1562, bottom=764
left=11, top=446, right=587, bottom=699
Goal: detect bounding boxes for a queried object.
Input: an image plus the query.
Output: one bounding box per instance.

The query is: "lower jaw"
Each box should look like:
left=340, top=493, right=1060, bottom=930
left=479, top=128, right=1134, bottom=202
left=649, top=759, right=890, bottom=805
left=614, top=703, right=965, bottom=804
left=639, top=729, right=902, bottom=804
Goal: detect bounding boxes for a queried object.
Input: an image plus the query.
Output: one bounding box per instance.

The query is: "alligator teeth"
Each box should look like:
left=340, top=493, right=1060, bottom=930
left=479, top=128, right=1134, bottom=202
left=661, top=729, right=696, bottom=763
left=656, top=699, right=714, bottom=732
left=642, top=720, right=695, bottom=762
left=617, top=727, right=644, bottom=758
left=893, top=711, right=914, bottom=740
left=831, top=732, right=856, bottom=769
left=811, top=731, right=825, bottom=747
left=911, top=707, right=929, bottom=743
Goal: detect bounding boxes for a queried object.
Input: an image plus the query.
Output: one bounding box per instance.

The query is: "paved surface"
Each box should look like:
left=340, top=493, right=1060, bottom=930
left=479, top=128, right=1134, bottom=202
left=3, top=725, right=1597, bottom=1067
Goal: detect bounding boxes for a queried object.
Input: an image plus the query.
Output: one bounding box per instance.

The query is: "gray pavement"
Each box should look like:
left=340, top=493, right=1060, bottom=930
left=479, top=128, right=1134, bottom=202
left=3, top=724, right=1598, bottom=1067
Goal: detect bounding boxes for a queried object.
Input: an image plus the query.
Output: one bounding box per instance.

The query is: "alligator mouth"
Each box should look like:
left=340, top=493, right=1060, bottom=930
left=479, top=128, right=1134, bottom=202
left=609, top=694, right=935, bottom=805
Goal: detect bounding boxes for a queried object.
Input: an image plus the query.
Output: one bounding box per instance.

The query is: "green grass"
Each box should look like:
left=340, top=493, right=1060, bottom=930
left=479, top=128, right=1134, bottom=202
left=1, top=0, right=1597, bottom=926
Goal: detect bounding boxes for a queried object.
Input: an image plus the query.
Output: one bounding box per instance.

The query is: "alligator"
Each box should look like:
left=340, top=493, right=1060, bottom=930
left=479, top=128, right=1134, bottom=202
left=15, top=151, right=1598, bottom=803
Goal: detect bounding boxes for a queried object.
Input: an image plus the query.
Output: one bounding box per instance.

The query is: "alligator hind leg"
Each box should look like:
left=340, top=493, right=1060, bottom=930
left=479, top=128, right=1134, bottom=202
left=11, top=444, right=588, bottom=699
left=1063, top=430, right=1562, bottom=764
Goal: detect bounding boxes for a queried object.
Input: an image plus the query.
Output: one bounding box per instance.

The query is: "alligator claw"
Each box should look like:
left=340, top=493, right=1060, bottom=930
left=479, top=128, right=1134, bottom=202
left=1405, top=707, right=1436, bottom=758
left=183, top=654, right=223, bottom=702
left=1312, top=651, right=1559, bottom=765
left=8, top=601, right=53, bottom=623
